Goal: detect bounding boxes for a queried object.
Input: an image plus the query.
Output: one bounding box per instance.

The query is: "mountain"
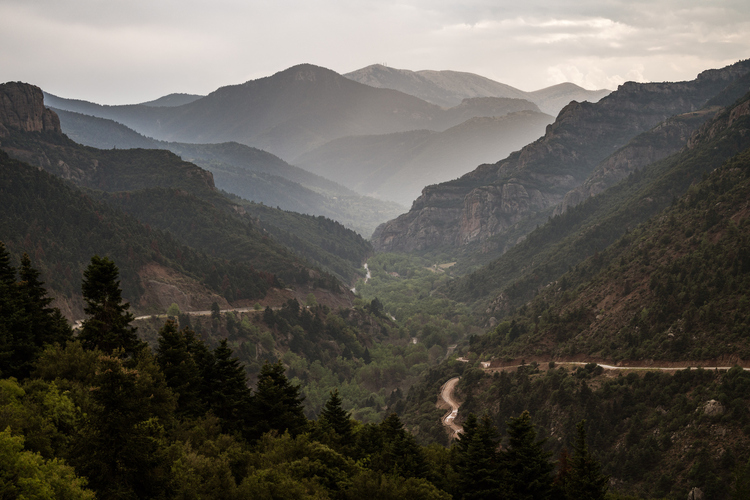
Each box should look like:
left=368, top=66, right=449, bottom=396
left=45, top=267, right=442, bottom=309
left=345, top=64, right=611, bottom=115
left=43, top=64, right=560, bottom=161
left=372, top=59, right=750, bottom=255
left=468, top=91, right=750, bottom=362
left=0, top=82, right=369, bottom=312
left=51, top=108, right=405, bottom=236
left=295, top=109, right=554, bottom=206
left=139, top=93, right=203, bottom=107
left=445, top=90, right=750, bottom=317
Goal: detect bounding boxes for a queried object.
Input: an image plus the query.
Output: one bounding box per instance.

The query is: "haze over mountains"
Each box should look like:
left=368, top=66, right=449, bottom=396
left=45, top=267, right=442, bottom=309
left=50, top=107, right=404, bottom=237
left=344, top=64, right=612, bottom=115
left=45, top=63, right=580, bottom=209
left=373, top=59, right=750, bottom=257
left=5, top=47, right=750, bottom=500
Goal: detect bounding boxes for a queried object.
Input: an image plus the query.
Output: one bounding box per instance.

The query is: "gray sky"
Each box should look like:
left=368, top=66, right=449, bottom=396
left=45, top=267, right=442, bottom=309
left=1, top=0, right=748, bottom=104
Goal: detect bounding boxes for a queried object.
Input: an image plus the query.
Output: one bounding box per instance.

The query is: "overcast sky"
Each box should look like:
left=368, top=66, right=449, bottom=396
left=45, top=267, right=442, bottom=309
left=1, top=0, right=748, bottom=104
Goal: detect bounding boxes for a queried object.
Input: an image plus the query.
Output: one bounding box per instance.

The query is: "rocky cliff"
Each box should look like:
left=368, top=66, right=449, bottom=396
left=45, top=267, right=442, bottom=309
left=0, top=82, right=60, bottom=136
left=553, top=107, right=720, bottom=215
left=372, top=60, right=750, bottom=254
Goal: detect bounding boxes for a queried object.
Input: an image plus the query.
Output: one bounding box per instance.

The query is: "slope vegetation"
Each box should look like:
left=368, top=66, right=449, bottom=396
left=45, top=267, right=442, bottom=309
left=52, top=108, right=405, bottom=236
left=372, top=59, right=750, bottom=255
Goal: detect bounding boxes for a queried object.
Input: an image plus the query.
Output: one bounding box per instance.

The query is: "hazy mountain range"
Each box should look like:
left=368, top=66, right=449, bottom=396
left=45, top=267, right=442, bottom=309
left=50, top=108, right=404, bottom=237
left=344, top=64, right=611, bottom=115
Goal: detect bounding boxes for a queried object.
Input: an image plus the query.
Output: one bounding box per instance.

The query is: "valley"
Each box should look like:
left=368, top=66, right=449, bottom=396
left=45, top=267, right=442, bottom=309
left=2, top=56, right=750, bottom=500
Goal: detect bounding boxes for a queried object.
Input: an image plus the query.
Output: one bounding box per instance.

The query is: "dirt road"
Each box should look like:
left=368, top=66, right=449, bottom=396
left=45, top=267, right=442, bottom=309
left=440, top=377, right=462, bottom=439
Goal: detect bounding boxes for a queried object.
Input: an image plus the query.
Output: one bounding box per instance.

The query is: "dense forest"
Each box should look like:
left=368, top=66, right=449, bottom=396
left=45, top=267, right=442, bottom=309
left=1, top=249, right=627, bottom=499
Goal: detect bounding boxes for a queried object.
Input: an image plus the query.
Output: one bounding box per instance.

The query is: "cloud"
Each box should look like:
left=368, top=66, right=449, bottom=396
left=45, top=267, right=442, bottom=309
left=0, top=0, right=748, bottom=103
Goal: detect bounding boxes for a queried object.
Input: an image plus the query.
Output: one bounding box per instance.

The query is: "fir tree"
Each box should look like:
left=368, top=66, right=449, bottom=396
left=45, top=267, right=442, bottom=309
left=567, top=421, right=608, bottom=500
left=155, top=319, right=204, bottom=417
left=79, top=256, right=143, bottom=355
left=503, top=410, right=554, bottom=500
left=250, top=360, right=307, bottom=439
left=319, top=388, right=354, bottom=446
left=0, top=247, right=71, bottom=378
left=454, top=413, right=503, bottom=500
left=204, top=339, right=253, bottom=435
left=379, top=412, right=429, bottom=479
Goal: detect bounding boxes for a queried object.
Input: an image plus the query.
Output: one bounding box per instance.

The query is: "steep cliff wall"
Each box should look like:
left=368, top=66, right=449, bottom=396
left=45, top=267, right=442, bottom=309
left=372, top=60, right=750, bottom=254
left=0, top=82, right=60, bottom=136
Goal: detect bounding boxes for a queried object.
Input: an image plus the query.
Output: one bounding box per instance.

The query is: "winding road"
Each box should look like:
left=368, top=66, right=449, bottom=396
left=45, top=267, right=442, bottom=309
left=440, top=377, right=463, bottom=439
left=438, top=360, right=750, bottom=438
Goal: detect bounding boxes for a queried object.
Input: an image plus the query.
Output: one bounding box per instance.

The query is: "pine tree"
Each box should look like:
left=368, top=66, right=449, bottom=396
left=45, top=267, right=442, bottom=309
left=250, top=360, right=307, bottom=439
left=503, top=410, right=554, bottom=500
left=204, top=339, right=253, bottom=435
left=454, top=413, right=503, bottom=500
left=18, top=253, right=72, bottom=345
left=0, top=242, right=19, bottom=377
left=155, top=319, right=204, bottom=417
left=319, top=389, right=354, bottom=446
left=0, top=247, right=71, bottom=378
left=566, top=421, right=608, bottom=500
left=379, top=412, right=429, bottom=479
left=79, top=256, right=143, bottom=355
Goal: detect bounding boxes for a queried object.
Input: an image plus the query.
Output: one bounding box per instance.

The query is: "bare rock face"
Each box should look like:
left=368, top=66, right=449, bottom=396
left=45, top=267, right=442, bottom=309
left=554, top=107, right=720, bottom=216
left=372, top=60, right=750, bottom=254
left=687, top=487, right=704, bottom=500
left=701, top=399, right=725, bottom=416
left=0, top=82, right=60, bottom=136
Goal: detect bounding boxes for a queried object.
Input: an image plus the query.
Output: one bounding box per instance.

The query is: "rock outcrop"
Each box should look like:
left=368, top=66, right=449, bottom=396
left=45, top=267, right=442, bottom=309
left=0, top=82, right=60, bottom=137
left=372, top=60, right=750, bottom=254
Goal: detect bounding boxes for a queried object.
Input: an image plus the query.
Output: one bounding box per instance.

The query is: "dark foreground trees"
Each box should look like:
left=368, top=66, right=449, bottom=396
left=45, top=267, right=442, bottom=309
left=79, top=256, right=144, bottom=355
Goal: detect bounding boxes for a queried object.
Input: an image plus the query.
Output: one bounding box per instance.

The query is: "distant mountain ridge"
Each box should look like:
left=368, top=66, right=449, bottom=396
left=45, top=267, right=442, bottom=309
left=139, top=93, right=204, bottom=107
left=344, top=64, right=611, bottom=115
left=51, top=108, right=404, bottom=237
left=43, top=64, right=560, bottom=161
left=372, top=59, right=750, bottom=255
left=0, top=82, right=371, bottom=319
left=295, top=109, right=553, bottom=206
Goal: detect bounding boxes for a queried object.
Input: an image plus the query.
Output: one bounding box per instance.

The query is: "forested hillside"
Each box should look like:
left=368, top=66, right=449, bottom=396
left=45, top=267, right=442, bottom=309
left=445, top=90, right=750, bottom=317
left=1, top=82, right=370, bottom=288
left=52, top=108, right=405, bottom=237
left=0, top=151, right=275, bottom=318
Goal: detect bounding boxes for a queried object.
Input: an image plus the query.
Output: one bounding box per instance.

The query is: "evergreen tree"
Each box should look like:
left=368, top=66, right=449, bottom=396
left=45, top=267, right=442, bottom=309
left=72, top=354, right=175, bottom=499
left=18, top=253, right=72, bottom=345
left=454, top=413, right=503, bottom=500
left=204, top=339, right=253, bottom=435
left=566, top=421, right=608, bottom=500
left=250, top=360, right=308, bottom=439
left=0, top=242, right=20, bottom=376
left=155, top=319, right=204, bottom=417
left=502, top=410, right=554, bottom=500
left=379, top=412, right=429, bottom=479
left=79, top=256, right=143, bottom=355
left=0, top=247, right=71, bottom=378
left=319, top=388, right=354, bottom=446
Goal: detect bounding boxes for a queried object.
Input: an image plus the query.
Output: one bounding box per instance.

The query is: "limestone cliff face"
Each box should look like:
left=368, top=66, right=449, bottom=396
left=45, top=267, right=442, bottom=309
left=0, top=82, right=60, bottom=136
left=554, top=107, right=720, bottom=216
left=372, top=60, right=750, bottom=253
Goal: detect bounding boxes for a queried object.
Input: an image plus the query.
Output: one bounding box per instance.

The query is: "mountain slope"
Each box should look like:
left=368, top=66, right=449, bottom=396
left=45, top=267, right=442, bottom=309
left=372, top=59, right=750, bottom=255
left=0, top=149, right=271, bottom=319
left=345, top=64, right=611, bottom=115
left=51, top=108, right=405, bottom=236
left=1, top=82, right=369, bottom=288
left=445, top=90, right=750, bottom=319
left=139, top=93, right=203, bottom=107
left=296, top=110, right=553, bottom=206
left=44, top=64, right=559, bottom=161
